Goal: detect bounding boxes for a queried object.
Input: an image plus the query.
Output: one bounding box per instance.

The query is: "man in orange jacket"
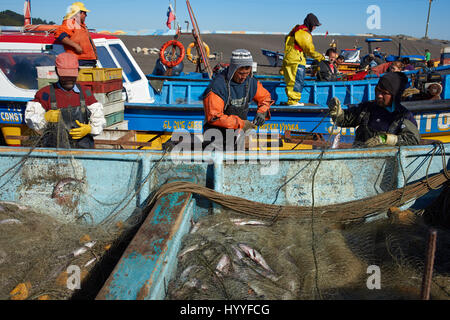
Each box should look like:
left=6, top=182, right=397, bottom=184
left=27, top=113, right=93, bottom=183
left=54, top=2, right=98, bottom=67
left=202, top=49, right=273, bottom=150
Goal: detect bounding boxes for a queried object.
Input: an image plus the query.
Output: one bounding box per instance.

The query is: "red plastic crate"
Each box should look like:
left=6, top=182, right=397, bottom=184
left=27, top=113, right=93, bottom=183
left=78, top=79, right=123, bottom=94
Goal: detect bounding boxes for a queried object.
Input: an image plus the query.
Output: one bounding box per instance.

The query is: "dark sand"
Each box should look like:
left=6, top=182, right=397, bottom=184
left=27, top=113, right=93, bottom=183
left=117, top=34, right=449, bottom=75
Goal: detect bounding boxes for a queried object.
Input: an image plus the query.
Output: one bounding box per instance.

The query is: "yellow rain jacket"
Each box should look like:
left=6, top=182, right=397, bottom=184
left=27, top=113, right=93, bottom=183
left=282, top=25, right=324, bottom=103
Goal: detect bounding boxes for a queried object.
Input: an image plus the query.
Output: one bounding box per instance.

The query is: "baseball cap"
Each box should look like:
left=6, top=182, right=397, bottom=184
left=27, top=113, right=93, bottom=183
left=55, top=52, right=79, bottom=77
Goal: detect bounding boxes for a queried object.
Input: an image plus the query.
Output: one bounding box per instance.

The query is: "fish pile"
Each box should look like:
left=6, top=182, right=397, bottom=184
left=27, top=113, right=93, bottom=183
left=166, top=209, right=450, bottom=300
left=0, top=201, right=128, bottom=300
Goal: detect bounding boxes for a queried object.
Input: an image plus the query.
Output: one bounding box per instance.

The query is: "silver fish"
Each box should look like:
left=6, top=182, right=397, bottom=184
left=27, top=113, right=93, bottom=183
left=0, top=201, right=29, bottom=211
left=230, top=218, right=268, bottom=226
left=238, top=243, right=274, bottom=274
left=0, top=218, right=22, bottom=225
left=180, top=265, right=201, bottom=282
left=331, top=133, right=341, bottom=149
left=232, top=245, right=280, bottom=282
left=190, top=221, right=201, bottom=234
left=215, top=254, right=231, bottom=276
left=178, top=241, right=205, bottom=258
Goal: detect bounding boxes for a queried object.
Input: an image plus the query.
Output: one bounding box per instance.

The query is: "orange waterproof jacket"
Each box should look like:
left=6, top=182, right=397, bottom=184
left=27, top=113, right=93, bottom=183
left=203, top=81, right=272, bottom=130
left=54, top=19, right=97, bottom=61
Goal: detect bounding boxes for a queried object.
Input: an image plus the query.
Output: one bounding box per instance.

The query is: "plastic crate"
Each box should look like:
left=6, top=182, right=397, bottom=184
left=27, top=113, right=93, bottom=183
left=103, top=100, right=124, bottom=116
left=105, top=111, right=124, bottom=127
left=78, top=68, right=123, bottom=82
left=94, top=90, right=123, bottom=105
left=37, top=78, right=58, bottom=89
left=106, top=120, right=128, bottom=130
left=78, top=79, right=123, bottom=94
left=36, top=66, right=57, bottom=79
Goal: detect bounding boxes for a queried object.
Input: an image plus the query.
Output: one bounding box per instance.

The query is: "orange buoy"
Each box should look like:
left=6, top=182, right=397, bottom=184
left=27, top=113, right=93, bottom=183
left=159, top=40, right=185, bottom=68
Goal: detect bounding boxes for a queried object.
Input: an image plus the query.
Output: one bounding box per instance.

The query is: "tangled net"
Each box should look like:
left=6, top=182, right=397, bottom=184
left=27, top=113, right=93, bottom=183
left=166, top=204, right=450, bottom=300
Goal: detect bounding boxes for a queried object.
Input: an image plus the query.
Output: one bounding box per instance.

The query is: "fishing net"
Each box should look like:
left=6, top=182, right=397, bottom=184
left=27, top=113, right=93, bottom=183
left=166, top=200, right=450, bottom=300
left=0, top=112, right=155, bottom=300
left=0, top=201, right=141, bottom=300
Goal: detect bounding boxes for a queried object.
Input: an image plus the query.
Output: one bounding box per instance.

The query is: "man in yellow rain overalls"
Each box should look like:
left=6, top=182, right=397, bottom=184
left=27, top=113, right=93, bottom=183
left=282, top=13, right=325, bottom=106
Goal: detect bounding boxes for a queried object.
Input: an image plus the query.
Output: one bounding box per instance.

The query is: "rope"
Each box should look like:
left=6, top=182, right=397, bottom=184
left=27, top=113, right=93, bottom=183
left=146, top=171, right=449, bottom=223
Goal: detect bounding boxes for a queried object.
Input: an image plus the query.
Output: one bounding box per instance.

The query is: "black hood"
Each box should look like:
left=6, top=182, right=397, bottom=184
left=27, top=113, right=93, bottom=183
left=377, top=72, right=409, bottom=104
left=304, top=13, right=321, bottom=32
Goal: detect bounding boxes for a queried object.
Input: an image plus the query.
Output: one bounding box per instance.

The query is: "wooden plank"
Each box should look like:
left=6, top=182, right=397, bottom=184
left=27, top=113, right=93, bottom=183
left=96, top=191, right=192, bottom=300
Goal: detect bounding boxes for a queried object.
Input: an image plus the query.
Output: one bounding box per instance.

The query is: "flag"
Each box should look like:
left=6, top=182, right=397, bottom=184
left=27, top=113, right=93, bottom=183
left=325, top=31, right=328, bottom=38
left=166, top=4, right=175, bottom=29
left=23, top=0, right=31, bottom=25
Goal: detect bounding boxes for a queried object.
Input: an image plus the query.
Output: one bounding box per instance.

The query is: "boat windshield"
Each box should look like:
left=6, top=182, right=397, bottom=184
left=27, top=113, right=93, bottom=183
left=0, top=52, right=57, bottom=90
left=108, top=44, right=141, bottom=82
left=341, top=50, right=360, bottom=61
left=97, top=46, right=118, bottom=68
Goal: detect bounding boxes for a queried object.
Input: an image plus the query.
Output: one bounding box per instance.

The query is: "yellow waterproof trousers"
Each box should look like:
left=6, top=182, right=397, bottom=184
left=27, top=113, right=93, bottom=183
left=282, top=62, right=306, bottom=105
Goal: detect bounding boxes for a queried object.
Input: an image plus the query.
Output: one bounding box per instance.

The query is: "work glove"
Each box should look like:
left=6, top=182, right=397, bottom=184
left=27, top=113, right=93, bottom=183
left=328, top=97, right=343, bottom=120
left=365, top=134, right=398, bottom=147
left=242, top=120, right=257, bottom=132
left=253, top=112, right=266, bottom=126
left=69, top=120, right=92, bottom=140
left=44, top=110, right=61, bottom=123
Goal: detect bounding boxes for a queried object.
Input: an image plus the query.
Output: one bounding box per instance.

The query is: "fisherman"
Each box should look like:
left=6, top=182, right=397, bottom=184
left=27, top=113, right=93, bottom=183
left=327, top=72, right=420, bottom=147
left=281, top=13, right=325, bottom=106
left=202, top=49, right=273, bottom=150
left=24, top=52, right=106, bottom=149
left=54, top=2, right=98, bottom=67
left=425, top=49, right=431, bottom=62
left=317, top=48, right=339, bottom=81
left=388, top=60, right=405, bottom=72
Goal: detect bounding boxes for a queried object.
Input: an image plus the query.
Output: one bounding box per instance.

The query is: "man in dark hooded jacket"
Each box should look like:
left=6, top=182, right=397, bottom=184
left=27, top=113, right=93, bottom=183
left=327, top=72, right=420, bottom=147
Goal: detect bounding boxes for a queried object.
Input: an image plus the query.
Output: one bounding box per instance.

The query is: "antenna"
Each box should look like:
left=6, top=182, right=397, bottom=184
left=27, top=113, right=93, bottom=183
left=424, top=0, right=433, bottom=39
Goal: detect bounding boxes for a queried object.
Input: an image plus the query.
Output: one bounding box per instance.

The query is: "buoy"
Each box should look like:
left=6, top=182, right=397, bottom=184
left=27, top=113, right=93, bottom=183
left=159, top=40, right=185, bottom=68
left=186, top=42, right=210, bottom=64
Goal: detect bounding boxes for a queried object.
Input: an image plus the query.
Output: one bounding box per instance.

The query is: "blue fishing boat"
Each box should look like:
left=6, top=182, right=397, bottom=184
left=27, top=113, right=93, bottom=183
left=3, top=142, right=444, bottom=299
left=1, top=27, right=450, bottom=148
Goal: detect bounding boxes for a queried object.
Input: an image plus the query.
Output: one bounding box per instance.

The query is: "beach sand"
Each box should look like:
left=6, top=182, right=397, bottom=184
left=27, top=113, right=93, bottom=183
left=117, top=33, right=449, bottom=75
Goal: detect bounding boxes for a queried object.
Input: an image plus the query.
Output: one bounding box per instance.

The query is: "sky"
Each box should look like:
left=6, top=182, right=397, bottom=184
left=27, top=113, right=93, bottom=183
left=1, top=0, right=449, bottom=40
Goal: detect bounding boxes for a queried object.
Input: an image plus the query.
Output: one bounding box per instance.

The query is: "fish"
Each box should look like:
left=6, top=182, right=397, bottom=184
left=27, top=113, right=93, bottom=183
left=84, top=258, right=96, bottom=267
left=67, top=241, right=97, bottom=258
left=238, top=244, right=275, bottom=274
left=190, top=220, right=201, bottom=233
left=215, top=254, right=231, bottom=276
left=231, top=245, right=245, bottom=260
left=331, top=133, right=341, bottom=149
left=232, top=245, right=280, bottom=282
left=230, top=218, right=268, bottom=226
left=51, top=178, right=81, bottom=199
left=180, top=265, right=201, bottom=282
left=178, top=242, right=206, bottom=258
left=0, top=218, right=22, bottom=225
left=0, top=201, right=29, bottom=211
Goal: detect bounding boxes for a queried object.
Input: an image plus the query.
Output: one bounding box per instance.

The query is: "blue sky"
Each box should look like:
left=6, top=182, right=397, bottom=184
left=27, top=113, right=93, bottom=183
left=1, top=0, right=449, bottom=40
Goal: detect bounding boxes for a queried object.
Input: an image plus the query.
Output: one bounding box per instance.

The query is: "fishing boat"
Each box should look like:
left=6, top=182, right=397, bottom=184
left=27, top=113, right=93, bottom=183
left=3, top=140, right=447, bottom=299
left=1, top=25, right=450, bottom=149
